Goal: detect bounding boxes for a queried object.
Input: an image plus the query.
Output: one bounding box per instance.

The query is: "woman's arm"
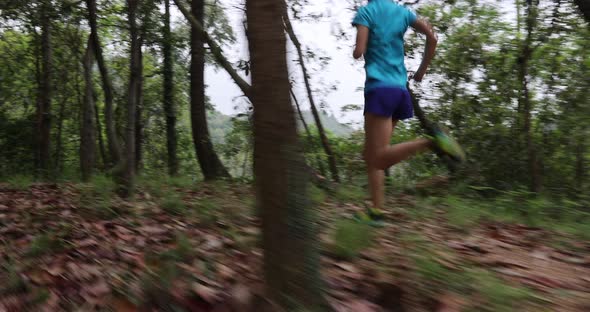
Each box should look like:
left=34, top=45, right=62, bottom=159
left=411, top=19, right=438, bottom=81
left=353, top=25, right=369, bottom=59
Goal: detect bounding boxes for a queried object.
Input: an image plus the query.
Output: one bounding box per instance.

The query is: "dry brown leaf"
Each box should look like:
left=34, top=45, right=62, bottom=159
left=435, top=292, right=466, bottom=312
left=192, top=283, right=220, bottom=304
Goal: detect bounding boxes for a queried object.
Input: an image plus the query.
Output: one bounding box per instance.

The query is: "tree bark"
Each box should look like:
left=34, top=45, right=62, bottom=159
left=135, top=37, right=144, bottom=172
left=81, top=37, right=97, bottom=182
left=190, top=0, right=230, bottom=180
left=163, top=0, right=179, bottom=176
left=573, top=0, right=590, bottom=23
left=119, top=0, right=140, bottom=197
left=37, top=0, right=52, bottom=178
left=283, top=10, right=340, bottom=183
left=246, top=0, right=325, bottom=309
left=291, top=88, right=326, bottom=177
left=95, top=96, right=107, bottom=169
left=173, top=0, right=251, bottom=98
left=86, top=0, right=122, bottom=167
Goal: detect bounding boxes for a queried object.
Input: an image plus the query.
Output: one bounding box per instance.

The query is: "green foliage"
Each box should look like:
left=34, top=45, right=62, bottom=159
left=26, top=233, right=64, bottom=258
left=160, top=193, right=187, bottom=216
left=468, top=270, right=536, bottom=312
left=2, top=175, right=34, bottom=190
left=157, top=233, right=194, bottom=263
left=309, top=183, right=327, bottom=205
left=331, top=219, right=373, bottom=260
left=0, top=262, right=27, bottom=295
left=78, top=175, right=118, bottom=219
left=194, top=198, right=219, bottom=226
left=333, top=184, right=365, bottom=203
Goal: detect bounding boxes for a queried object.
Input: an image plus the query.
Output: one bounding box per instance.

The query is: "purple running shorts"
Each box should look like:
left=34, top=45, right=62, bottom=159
left=364, top=86, right=414, bottom=120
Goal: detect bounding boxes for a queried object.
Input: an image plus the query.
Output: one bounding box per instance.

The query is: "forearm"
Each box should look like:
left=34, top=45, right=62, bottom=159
left=418, top=34, right=437, bottom=72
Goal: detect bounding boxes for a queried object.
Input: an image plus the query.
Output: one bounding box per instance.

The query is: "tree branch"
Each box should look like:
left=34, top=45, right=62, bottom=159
left=172, top=0, right=251, bottom=99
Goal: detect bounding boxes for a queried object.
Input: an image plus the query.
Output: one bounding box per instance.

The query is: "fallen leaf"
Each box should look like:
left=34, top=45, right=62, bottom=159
left=192, top=283, right=220, bottom=304
left=335, top=262, right=359, bottom=273
left=87, top=280, right=110, bottom=297
left=435, top=292, right=465, bottom=312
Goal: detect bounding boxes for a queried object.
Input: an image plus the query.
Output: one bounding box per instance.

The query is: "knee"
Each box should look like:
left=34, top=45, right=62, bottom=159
left=363, top=149, right=387, bottom=170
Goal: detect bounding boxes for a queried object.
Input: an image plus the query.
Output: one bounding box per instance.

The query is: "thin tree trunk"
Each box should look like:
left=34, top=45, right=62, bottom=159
left=81, top=37, right=97, bottom=182
left=575, top=136, right=586, bottom=192
left=119, top=0, right=140, bottom=197
left=190, top=0, right=230, bottom=180
left=290, top=88, right=326, bottom=177
left=37, top=0, right=52, bottom=178
left=246, top=0, right=325, bottom=308
left=163, top=0, right=179, bottom=176
left=283, top=10, right=340, bottom=183
left=54, top=94, right=67, bottom=175
left=95, top=94, right=107, bottom=169
left=173, top=0, right=251, bottom=98
left=86, top=0, right=122, bottom=167
left=519, top=0, right=541, bottom=193
left=135, top=38, right=144, bottom=172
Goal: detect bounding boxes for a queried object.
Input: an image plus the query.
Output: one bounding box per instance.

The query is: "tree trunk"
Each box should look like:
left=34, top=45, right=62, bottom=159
left=81, top=37, right=97, bottom=182
left=291, top=88, right=326, bottom=177
left=119, top=0, right=140, bottom=197
left=135, top=38, right=144, bottom=172
left=86, top=0, right=122, bottom=168
left=173, top=0, right=251, bottom=98
left=95, top=96, right=107, bottom=169
left=519, top=0, right=541, bottom=193
left=246, top=0, right=325, bottom=309
left=190, top=0, right=230, bottom=180
left=37, top=0, right=52, bottom=178
left=54, top=94, right=67, bottom=175
left=573, top=0, right=590, bottom=23
left=283, top=11, right=340, bottom=183
left=163, top=0, right=179, bottom=176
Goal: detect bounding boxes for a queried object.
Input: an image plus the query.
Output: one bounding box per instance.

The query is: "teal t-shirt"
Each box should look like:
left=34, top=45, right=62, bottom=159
left=352, top=0, right=417, bottom=91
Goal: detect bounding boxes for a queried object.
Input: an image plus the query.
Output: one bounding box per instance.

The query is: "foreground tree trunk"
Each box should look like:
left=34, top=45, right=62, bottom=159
left=81, top=37, right=97, bottom=182
left=190, top=0, right=230, bottom=180
left=573, top=0, right=590, bottom=23
left=246, top=0, right=325, bottom=309
left=163, top=0, right=179, bottom=176
left=86, top=0, right=122, bottom=167
left=119, top=0, right=140, bottom=196
left=283, top=12, right=340, bottom=183
left=37, top=0, right=53, bottom=177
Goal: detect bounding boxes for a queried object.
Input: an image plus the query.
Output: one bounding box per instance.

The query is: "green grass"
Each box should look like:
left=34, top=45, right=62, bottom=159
left=330, top=219, right=373, bottom=260
left=3, top=174, right=34, bottom=190
left=468, top=269, right=537, bottom=312
left=26, top=233, right=64, bottom=258
left=333, top=184, right=366, bottom=203
left=194, top=199, right=219, bottom=226
left=78, top=175, right=118, bottom=219
left=160, top=193, right=187, bottom=216
left=309, top=183, right=327, bottom=205
left=0, top=262, right=27, bottom=295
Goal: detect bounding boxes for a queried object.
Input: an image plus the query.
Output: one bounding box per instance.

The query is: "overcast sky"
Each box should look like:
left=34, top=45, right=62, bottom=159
left=171, top=0, right=517, bottom=128
left=171, top=0, right=373, bottom=128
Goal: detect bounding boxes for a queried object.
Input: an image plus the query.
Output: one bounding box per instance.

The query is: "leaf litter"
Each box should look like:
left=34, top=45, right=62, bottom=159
left=0, top=182, right=588, bottom=311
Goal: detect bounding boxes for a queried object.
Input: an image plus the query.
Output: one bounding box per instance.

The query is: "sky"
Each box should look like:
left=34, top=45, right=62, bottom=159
left=171, top=0, right=519, bottom=128
left=172, top=0, right=371, bottom=128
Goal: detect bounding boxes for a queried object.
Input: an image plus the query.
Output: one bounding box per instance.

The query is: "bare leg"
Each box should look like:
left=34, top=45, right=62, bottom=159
left=364, top=113, right=432, bottom=210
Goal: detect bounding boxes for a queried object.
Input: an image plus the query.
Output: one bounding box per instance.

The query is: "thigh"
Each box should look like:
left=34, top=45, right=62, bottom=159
left=364, top=113, right=394, bottom=160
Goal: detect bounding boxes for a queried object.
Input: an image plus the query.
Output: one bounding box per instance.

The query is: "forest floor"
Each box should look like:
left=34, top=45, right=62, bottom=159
left=0, top=178, right=589, bottom=311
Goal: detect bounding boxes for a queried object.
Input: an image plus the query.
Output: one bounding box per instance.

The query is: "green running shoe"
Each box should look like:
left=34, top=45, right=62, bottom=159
left=429, top=125, right=466, bottom=163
